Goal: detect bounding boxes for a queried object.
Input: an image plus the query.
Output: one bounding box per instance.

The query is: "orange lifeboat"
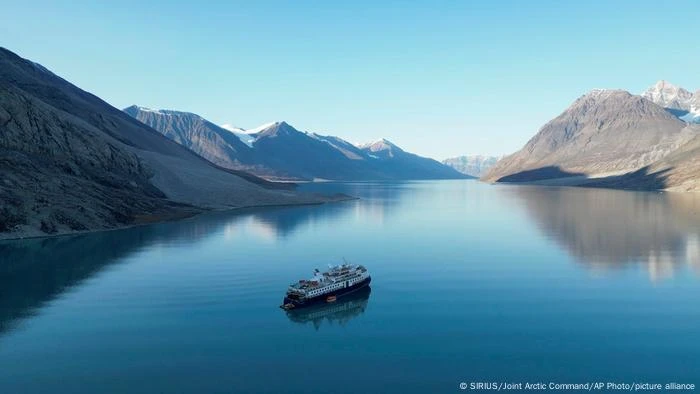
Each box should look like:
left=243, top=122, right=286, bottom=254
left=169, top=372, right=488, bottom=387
left=326, top=295, right=337, bottom=303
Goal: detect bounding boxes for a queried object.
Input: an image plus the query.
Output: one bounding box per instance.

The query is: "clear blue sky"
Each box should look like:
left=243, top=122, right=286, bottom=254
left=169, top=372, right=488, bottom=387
left=3, top=1, right=699, bottom=159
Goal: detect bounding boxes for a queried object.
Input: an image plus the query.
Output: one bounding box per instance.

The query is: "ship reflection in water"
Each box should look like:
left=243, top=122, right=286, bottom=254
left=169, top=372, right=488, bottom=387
left=284, top=287, right=371, bottom=330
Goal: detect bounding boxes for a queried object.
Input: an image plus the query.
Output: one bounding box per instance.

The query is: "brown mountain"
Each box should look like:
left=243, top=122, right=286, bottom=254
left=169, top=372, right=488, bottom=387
left=483, top=89, right=700, bottom=191
left=0, top=47, right=329, bottom=239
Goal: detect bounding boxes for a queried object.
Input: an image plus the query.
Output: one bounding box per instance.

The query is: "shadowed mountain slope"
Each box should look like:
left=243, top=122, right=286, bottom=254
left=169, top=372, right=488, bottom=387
left=0, top=47, right=327, bottom=239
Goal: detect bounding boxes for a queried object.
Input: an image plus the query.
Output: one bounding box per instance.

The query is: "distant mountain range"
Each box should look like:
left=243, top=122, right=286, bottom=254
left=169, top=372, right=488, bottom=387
left=483, top=81, right=700, bottom=191
left=0, top=47, right=335, bottom=239
left=442, top=155, right=500, bottom=177
left=124, top=106, right=467, bottom=181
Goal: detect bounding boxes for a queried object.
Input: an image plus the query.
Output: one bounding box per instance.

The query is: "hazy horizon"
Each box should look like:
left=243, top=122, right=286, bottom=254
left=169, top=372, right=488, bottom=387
left=3, top=1, right=700, bottom=159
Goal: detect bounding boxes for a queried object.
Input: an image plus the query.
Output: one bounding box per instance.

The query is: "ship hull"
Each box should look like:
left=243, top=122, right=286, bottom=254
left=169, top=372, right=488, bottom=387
left=282, top=276, right=371, bottom=309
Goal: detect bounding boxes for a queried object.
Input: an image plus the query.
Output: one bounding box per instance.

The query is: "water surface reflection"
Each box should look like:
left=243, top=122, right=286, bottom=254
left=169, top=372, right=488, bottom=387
left=284, top=287, right=372, bottom=330
left=506, top=186, right=700, bottom=281
left=2, top=181, right=700, bottom=394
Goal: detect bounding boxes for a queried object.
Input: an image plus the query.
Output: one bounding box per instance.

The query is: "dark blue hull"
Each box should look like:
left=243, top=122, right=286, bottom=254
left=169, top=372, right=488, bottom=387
left=282, top=276, right=371, bottom=309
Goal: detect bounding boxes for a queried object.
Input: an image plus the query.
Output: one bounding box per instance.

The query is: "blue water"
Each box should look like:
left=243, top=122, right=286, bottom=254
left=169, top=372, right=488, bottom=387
left=1, top=180, right=699, bottom=393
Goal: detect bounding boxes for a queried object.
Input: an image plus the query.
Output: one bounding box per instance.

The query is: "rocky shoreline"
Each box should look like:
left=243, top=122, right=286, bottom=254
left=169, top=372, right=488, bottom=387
left=0, top=194, right=356, bottom=241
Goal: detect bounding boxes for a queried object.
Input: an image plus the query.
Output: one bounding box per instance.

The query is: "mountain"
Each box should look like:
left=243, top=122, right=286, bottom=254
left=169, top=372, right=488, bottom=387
left=642, top=80, right=700, bottom=123
left=442, top=155, right=499, bottom=177
left=357, top=139, right=472, bottom=179
left=247, top=121, right=365, bottom=180
left=244, top=124, right=467, bottom=180
left=123, top=106, right=255, bottom=166
left=641, top=80, right=693, bottom=111
left=125, top=107, right=467, bottom=181
left=483, top=88, right=700, bottom=191
left=0, top=47, right=330, bottom=239
left=122, top=106, right=295, bottom=181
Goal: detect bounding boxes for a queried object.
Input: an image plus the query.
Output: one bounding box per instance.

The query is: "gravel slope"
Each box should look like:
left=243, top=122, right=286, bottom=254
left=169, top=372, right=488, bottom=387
left=0, top=47, right=333, bottom=239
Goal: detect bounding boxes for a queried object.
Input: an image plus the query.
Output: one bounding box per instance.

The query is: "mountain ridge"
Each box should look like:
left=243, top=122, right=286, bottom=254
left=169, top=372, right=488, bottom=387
left=443, top=155, right=500, bottom=177
left=0, top=47, right=331, bottom=239
left=642, top=80, right=700, bottom=122
left=482, top=84, right=700, bottom=191
left=125, top=106, right=468, bottom=181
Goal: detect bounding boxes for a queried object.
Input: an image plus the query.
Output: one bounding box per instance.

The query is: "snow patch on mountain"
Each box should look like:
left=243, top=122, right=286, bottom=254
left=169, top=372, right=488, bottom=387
left=680, top=112, right=700, bottom=123
left=246, top=121, right=283, bottom=135
left=642, top=81, right=700, bottom=124
left=220, top=123, right=257, bottom=147
left=358, top=138, right=400, bottom=152
left=642, top=80, right=693, bottom=111
left=132, top=106, right=166, bottom=114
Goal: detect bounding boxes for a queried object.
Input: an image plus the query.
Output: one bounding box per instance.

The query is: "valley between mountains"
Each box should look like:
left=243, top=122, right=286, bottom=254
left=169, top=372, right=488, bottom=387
left=0, top=47, right=464, bottom=239
left=2, top=44, right=699, bottom=240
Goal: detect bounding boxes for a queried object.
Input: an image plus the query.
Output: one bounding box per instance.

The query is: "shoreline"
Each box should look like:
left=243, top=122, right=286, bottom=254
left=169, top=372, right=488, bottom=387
left=483, top=174, right=700, bottom=193
left=0, top=195, right=358, bottom=243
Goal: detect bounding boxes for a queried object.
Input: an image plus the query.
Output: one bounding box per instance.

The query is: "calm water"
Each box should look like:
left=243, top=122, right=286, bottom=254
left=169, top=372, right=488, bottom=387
left=1, top=180, right=700, bottom=393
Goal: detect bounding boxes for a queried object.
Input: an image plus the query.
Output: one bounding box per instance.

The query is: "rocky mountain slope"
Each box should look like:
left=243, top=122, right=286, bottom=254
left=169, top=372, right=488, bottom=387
left=482, top=88, right=700, bottom=191
left=642, top=80, right=700, bottom=123
left=642, top=80, right=694, bottom=111
left=125, top=106, right=466, bottom=181
left=589, top=128, right=700, bottom=192
left=0, top=47, right=331, bottom=239
left=122, top=106, right=293, bottom=181
left=442, top=155, right=499, bottom=177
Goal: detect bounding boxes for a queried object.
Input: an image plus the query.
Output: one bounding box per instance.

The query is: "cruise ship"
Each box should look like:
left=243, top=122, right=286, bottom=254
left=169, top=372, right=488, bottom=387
left=280, top=262, right=371, bottom=309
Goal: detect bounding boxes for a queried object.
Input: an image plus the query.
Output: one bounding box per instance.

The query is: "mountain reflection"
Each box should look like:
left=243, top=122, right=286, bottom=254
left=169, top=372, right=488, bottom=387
left=284, top=287, right=371, bottom=330
left=299, top=181, right=411, bottom=226
left=217, top=182, right=409, bottom=240
left=0, top=198, right=364, bottom=336
left=0, top=230, right=155, bottom=335
left=508, top=186, right=700, bottom=281
left=228, top=202, right=357, bottom=240
left=0, top=182, right=406, bottom=338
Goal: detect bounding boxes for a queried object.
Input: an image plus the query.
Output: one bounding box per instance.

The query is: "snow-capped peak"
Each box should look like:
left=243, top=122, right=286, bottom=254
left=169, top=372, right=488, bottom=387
left=220, top=123, right=246, bottom=133
left=125, top=105, right=164, bottom=114
left=358, top=138, right=396, bottom=149
left=219, top=121, right=294, bottom=147
left=137, top=106, right=159, bottom=112
left=125, top=105, right=201, bottom=118
left=641, top=80, right=693, bottom=111
left=219, top=123, right=257, bottom=147
left=245, top=121, right=283, bottom=134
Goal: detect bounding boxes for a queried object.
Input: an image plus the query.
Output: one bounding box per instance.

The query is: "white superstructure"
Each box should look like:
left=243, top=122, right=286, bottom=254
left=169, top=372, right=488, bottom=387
left=286, top=263, right=370, bottom=299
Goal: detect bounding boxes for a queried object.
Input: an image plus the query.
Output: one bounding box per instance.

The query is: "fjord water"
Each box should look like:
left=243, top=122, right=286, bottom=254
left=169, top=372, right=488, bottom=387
left=1, top=180, right=699, bottom=393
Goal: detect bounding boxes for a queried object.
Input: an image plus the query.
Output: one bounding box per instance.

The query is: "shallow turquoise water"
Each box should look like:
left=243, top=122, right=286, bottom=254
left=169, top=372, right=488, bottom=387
left=1, top=180, right=699, bottom=393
